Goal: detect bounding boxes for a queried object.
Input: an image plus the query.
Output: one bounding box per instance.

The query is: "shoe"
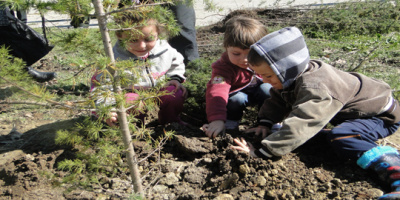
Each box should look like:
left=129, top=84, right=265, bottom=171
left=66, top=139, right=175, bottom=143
left=225, top=120, right=239, bottom=130
left=357, top=146, right=400, bottom=200
left=26, top=67, right=57, bottom=82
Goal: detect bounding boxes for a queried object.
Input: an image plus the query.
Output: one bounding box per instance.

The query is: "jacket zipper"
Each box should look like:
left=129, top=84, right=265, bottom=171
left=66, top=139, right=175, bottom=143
left=145, top=64, right=155, bottom=87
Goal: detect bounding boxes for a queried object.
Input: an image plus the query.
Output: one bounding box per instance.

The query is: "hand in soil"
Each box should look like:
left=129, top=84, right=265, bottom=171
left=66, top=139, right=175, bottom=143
left=202, top=120, right=225, bottom=138
left=244, top=125, right=269, bottom=138
left=231, top=137, right=257, bottom=158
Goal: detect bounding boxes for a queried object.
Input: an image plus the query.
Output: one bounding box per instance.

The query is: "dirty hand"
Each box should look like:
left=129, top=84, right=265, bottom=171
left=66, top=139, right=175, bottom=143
left=166, top=80, right=188, bottom=98
left=244, top=125, right=269, bottom=139
left=105, top=112, right=118, bottom=127
left=202, top=120, right=225, bottom=138
left=230, top=137, right=258, bottom=158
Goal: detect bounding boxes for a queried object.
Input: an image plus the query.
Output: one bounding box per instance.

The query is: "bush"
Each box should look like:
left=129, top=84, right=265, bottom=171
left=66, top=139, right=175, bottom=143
left=182, top=58, right=215, bottom=125
left=300, top=0, right=400, bottom=39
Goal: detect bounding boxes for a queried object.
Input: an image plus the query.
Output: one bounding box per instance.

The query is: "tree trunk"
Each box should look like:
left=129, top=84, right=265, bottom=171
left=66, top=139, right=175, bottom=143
left=91, top=0, right=144, bottom=196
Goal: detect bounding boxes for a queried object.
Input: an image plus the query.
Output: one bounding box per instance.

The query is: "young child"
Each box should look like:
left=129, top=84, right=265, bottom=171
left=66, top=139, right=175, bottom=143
left=202, top=16, right=273, bottom=138
left=231, top=26, right=400, bottom=199
left=90, top=9, right=187, bottom=126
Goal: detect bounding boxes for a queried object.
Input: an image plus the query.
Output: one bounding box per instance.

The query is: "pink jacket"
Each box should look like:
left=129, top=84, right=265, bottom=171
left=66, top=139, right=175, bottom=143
left=206, top=52, right=262, bottom=122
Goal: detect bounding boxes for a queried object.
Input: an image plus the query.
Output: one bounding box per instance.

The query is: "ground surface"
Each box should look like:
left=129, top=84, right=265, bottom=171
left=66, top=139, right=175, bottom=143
left=1, top=8, right=400, bottom=200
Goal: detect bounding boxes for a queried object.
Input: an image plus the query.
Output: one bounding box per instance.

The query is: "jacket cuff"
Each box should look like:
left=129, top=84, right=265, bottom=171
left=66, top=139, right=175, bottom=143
left=207, top=115, right=227, bottom=123
left=257, top=119, right=274, bottom=128
left=169, top=75, right=184, bottom=83
left=254, top=146, right=277, bottom=160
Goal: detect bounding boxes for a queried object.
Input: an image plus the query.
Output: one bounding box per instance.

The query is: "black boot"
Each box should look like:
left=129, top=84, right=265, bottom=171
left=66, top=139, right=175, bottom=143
left=26, top=67, right=56, bottom=82
left=357, top=146, right=400, bottom=200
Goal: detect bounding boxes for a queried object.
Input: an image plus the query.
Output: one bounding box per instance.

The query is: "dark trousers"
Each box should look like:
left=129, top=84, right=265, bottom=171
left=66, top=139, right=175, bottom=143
left=327, top=117, right=400, bottom=160
left=167, top=2, right=199, bottom=66
left=9, top=9, right=27, bottom=24
left=0, top=15, right=52, bottom=66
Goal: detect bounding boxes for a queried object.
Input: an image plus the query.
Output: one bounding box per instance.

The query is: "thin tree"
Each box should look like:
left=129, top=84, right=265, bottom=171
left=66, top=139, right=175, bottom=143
left=92, top=0, right=143, bottom=195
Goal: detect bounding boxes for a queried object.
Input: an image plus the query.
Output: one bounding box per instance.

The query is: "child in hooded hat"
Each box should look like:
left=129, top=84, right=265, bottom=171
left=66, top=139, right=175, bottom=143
left=231, top=26, right=400, bottom=200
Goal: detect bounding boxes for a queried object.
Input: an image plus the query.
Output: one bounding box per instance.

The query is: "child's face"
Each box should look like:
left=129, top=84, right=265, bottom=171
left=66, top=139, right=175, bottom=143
left=250, top=62, right=283, bottom=89
left=118, top=24, right=158, bottom=57
left=226, top=47, right=250, bottom=69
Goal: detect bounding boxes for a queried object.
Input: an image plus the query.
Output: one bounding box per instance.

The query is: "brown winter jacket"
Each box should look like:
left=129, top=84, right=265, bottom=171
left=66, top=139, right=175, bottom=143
left=257, top=60, right=400, bottom=157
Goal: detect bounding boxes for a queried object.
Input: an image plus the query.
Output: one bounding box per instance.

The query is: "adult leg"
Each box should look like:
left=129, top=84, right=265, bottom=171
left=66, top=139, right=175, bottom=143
left=16, top=10, right=27, bottom=24
left=167, top=2, right=199, bottom=66
left=0, top=10, right=56, bottom=82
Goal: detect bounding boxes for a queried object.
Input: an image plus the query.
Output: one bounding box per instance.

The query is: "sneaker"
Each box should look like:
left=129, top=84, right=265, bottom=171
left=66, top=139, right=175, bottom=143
left=225, top=120, right=239, bottom=130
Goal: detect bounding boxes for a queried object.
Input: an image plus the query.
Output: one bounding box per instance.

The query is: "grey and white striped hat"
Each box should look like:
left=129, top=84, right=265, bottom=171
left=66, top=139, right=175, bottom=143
left=250, top=27, right=310, bottom=89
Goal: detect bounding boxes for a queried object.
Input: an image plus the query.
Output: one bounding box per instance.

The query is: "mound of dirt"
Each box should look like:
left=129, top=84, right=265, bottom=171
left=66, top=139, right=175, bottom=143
left=0, top=119, right=393, bottom=199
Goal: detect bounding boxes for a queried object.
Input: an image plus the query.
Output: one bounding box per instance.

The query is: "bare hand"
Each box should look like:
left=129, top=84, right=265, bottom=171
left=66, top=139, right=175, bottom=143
left=244, top=125, right=269, bottom=139
left=230, top=138, right=257, bottom=157
left=202, top=120, right=225, bottom=138
left=105, top=112, right=118, bottom=127
left=166, top=80, right=188, bottom=98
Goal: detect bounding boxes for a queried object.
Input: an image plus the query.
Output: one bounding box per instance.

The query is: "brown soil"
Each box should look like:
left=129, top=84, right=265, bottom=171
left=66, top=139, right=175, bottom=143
left=1, top=8, right=400, bottom=200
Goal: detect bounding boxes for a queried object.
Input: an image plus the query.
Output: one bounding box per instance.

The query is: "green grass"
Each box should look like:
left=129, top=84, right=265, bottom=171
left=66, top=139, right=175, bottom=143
left=299, top=0, right=400, bottom=38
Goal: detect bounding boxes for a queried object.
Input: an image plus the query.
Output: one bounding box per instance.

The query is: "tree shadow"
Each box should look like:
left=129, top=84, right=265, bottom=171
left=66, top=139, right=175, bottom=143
left=45, top=83, right=89, bottom=96
left=0, top=86, right=19, bottom=100
left=0, top=117, right=83, bottom=155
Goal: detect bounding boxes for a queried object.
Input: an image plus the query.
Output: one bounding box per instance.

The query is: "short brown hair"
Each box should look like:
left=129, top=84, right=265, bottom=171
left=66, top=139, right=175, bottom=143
left=223, top=16, right=268, bottom=49
left=247, top=48, right=266, bottom=66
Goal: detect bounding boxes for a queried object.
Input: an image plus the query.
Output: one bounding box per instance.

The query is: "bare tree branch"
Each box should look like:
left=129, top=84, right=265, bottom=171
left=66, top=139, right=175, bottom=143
left=0, top=75, right=73, bottom=109
left=0, top=100, right=52, bottom=107
left=105, top=2, right=169, bottom=16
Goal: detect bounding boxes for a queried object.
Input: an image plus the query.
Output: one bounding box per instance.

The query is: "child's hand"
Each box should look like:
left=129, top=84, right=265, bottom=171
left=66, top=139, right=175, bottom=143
left=166, top=80, right=187, bottom=98
left=230, top=137, right=258, bottom=158
left=202, top=120, right=225, bottom=138
left=244, top=125, right=269, bottom=139
left=105, top=112, right=118, bottom=127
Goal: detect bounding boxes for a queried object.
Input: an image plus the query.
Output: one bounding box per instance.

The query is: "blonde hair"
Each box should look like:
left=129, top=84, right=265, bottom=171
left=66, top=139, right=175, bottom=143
left=223, top=16, right=268, bottom=49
